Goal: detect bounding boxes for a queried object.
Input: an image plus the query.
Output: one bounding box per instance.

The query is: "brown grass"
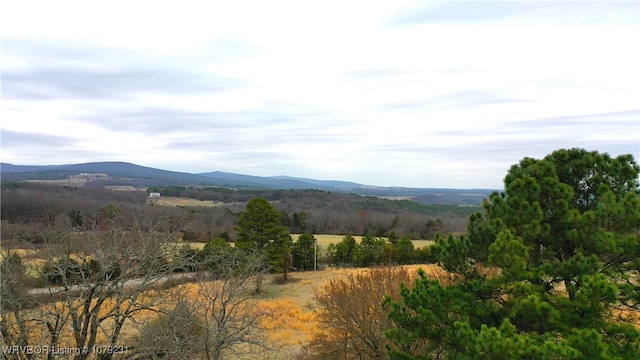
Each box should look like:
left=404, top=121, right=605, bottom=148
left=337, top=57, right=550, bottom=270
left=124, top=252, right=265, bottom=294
left=5, top=232, right=637, bottom=359
left=22, top=173, right=110, bottom=187
left=181, top=234, right=434, bottom=250
left=13, top=263, right=637, bottom=359
left=7, top=265, right=443, bottom=358
left=291, top=234, right=434, bottom=249
left=147, top=196, right=228, bottom=207
left=253, top=265, right=446, bottom=356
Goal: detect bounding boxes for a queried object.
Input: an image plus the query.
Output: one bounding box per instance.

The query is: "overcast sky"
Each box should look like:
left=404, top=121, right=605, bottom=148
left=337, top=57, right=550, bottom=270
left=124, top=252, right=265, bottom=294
left=1, top=1, right=638, bottom=188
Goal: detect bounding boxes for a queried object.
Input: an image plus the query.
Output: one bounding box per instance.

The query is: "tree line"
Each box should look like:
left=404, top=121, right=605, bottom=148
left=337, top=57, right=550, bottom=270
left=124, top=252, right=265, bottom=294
left=1, top=183, right=470, bottom=247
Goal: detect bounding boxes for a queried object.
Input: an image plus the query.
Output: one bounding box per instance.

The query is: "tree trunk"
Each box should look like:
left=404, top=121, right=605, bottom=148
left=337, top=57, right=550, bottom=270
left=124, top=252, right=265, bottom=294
left=283, top=249, right=291, bottom=282
left=255, top=273, right=263, bottom=295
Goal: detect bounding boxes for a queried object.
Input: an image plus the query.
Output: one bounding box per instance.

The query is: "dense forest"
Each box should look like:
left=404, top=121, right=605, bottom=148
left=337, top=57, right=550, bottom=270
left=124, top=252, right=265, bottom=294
left=0, top=182, right=474, bottom=245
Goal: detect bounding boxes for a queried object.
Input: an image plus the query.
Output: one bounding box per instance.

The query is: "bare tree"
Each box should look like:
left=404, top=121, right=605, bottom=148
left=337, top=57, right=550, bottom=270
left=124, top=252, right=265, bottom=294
left=1, top=216, right=189, bottom=360
left=1, top=250, right=39, bottom=360
left=200, top=247, right=273, bottom=360
left=135, top=297, right=206, bottom=359
left=306, top=267, right=418, bottom=360
left=136, top=245, right=275, bottom=360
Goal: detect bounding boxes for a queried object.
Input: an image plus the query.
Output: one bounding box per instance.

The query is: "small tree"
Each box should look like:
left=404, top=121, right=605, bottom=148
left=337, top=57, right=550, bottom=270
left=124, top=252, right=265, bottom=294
left=327, top=235, right=357, bottom=266
left=136, top=299, right=206, bottom=359
left=307, top=267, right=416, bottom=360
left=151, top=246, right=272, bottom=360
left=293, top=211, right=308, bottom=232
left=201, top=236, right=233, bottom=273
left=292, top=233, right=316, bottom=271
left=353, top=235, right=386, bottom=267
left=0, top=251, right=37, bottom=360
left=235, top=198, right=292, bottom=286
left=394, top=236, right=415, bottom=264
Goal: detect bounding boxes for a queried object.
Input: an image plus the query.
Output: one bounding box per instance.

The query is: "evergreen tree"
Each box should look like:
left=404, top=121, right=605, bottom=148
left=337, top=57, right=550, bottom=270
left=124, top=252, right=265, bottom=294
left=353, top=235, right=386, bottom=267
left=293, top=211, right=308, bottom=232
left=385, top=148, right=640, bottom=359
left=235, top=198, right=292, bottom=279
left=292, top=232, right=316, bottom=271
left=327, top=235, right=357, bottom=266
left=394, top=236, right=416, bottom=264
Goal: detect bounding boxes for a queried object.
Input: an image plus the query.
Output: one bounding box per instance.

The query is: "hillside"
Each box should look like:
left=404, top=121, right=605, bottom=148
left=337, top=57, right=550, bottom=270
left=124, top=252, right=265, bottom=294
left=0, top=162, right=496, bottom=206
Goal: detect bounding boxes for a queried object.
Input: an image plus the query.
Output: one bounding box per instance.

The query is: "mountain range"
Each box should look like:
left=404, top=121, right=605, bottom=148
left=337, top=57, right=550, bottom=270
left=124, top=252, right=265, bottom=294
left=0, top=161, right=497, bottom=205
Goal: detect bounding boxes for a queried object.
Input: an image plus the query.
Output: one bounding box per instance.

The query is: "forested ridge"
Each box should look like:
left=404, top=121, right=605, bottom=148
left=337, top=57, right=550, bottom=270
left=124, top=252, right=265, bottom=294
left=1, top=183, right=473, bottom=242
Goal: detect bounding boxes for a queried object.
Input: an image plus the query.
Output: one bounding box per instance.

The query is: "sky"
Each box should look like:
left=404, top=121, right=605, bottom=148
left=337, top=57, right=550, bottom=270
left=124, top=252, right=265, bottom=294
left=1, top=0, right=638, bottom=189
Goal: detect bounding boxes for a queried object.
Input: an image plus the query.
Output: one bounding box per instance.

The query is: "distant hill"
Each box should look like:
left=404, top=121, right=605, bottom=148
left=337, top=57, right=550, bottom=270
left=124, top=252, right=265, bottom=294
left=1, top=162, right=215, bottom=186
left=198, top=171, right=365, bottom=190
left=198, top=171, right=316, bottom=189
left=0, top=162, right=497, bottom=205
left=268, top=175, right=363, bottom=189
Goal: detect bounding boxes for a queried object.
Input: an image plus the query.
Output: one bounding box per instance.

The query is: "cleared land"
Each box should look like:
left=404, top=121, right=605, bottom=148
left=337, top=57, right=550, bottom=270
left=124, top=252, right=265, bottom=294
left=12, top=264, right=438, bottom=358
left=6, top=247, right=638, bottom=358
left=291, top=234, right=434, bottom=249
left=23, top=173, right=110, bottom=187
left=182, top=234, right=434, bottom=250
left=378, top=196, right=415, bottom=201
left=148, top=196, right=229, bottom=207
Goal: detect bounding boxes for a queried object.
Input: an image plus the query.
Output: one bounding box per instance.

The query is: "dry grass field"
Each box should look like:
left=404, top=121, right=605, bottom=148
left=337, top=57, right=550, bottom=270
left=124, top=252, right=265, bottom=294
left=253, top=264, right=439, bottom=356
left=147, top=196, right=229, bottom=207
left=292, top=234, right=362, bottom=248
left=172, top=265, right=443, bottom=357
left=3, top=259, right=439, bottom=359
left=378, top=196, right=415, bottom=201
left=4, top=246, right=638, bottom=359
left=23, top=173, right=111, bottom=187
left=104, top=185, right=139, bottom=191
left=0, top=233, right=508, bottom=357
left=291, top=234, right=434, bottom=249
left=182, top=234, right=434, bottom=251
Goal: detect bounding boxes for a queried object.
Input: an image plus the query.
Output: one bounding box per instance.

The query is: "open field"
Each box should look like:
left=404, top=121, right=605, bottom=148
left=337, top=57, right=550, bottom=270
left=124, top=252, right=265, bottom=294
left=4, top=243, right=638, bottom=359
left=181, top=234, right=434, bottom=251
left=378, top=196, right=415, bottom=201
left=249, top=264, right=440, bottom=356
left=264, top=264, right=436, bottom=308
left=23, top=173, right=111, bottom=187
left=147, top=196, right=230, bottom=207
left=104, top=185, right=139, bottom=191
left=148, top=196, right=229, bottom=207
left=290, top=234, right=434, bottom=249
left=8, top=264, right=438, bottom=359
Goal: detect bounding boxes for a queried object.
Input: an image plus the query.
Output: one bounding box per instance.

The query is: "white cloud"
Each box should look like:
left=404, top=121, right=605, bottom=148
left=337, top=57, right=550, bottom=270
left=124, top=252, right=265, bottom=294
left=1, top=1, right=638, bottom=188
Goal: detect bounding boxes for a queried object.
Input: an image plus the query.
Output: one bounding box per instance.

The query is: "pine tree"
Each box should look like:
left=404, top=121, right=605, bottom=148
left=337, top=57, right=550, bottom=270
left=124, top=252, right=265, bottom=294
left=384, top=148, right=640, bottom=359
left=235, top=198, right=292, bottom=281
